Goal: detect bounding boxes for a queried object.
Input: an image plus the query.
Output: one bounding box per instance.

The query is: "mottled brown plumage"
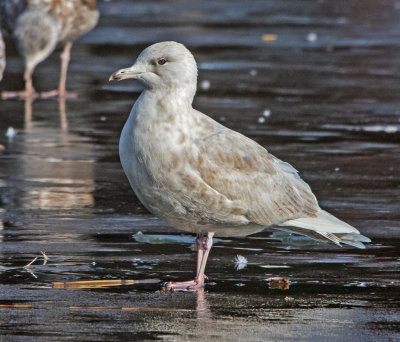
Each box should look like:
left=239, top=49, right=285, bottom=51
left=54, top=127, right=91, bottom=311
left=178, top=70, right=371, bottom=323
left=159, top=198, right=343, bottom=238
left=1, top=0, right=99, bottom=99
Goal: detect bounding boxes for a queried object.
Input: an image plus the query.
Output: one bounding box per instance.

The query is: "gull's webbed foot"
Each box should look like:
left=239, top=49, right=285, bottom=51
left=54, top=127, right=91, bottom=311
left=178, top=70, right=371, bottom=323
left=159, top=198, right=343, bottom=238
left=164, top=275, right=208, bottom=291
left=2, top=89, right=39, bottom=100
left=40, top=89, right=78, bottom=99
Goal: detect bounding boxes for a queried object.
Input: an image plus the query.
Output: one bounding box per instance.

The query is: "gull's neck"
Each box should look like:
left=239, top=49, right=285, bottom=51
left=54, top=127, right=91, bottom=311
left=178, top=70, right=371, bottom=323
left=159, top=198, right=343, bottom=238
left=149, top=82, right=196, bottom=104
left=136, top=85, right=196, bottom=122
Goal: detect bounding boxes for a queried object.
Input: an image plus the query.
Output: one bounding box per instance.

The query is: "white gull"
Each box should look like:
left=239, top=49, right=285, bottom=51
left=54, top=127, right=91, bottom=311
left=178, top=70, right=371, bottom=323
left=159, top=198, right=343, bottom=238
left=109, top=41, right=370, bottom=290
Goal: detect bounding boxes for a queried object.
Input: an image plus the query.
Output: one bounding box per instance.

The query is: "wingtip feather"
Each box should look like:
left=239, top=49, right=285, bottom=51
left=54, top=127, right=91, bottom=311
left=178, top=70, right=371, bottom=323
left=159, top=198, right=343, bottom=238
left=279, top=210, right=371, bottom=249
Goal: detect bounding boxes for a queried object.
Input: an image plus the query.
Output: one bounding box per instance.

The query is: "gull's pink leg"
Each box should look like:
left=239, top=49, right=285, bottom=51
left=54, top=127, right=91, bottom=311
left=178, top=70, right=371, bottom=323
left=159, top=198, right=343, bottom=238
left=59, top=41, right=72, bottom=97
left=2, top=66, right=39, bottom=100
left=40, top=41, right=77, bottom=99
left=195, top=233, right=213, bottom=284
left=196, top=233, right=205, bottom=275
left=165, top=232, right=214, bottom=290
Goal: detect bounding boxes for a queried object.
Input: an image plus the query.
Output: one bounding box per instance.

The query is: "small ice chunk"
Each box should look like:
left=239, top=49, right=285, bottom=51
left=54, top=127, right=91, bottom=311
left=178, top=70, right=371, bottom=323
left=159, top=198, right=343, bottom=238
left=262, top=109, right=271, bottom=117
left=258, top=117, right=265, bottom=124
left=363, top=125, right=398, bottom=133
left=133, top=232, right=197, bottom=244
left=200, top=80, right=210, bottom=90
left=334, top=167, right=340, bottom=171
left=6, top=127, right=17, bottom=140
left=46, top=158, right=62, bottom=163
left=249, top=69, right=258, bottom=76
left=384, top=125, right=398, bottom=133
left=100, top=116, right=107, bottom=121
left=307, top=32, right=318, bottom=42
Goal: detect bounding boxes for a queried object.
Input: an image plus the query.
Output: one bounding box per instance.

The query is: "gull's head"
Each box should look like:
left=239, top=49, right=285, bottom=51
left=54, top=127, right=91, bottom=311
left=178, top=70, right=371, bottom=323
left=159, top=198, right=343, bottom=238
left=109, top=41, right=198, bottom=94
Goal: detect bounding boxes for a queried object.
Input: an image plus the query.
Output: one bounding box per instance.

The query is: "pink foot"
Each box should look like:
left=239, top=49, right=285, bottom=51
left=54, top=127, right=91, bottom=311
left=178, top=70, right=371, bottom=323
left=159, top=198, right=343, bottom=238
left=164, top=280, right=203, bottom=291
left=2, top=90, right=39, bottom=100
left=164, top=275, right=208, bottom=291
left=40, top=89, right=78, bottom=99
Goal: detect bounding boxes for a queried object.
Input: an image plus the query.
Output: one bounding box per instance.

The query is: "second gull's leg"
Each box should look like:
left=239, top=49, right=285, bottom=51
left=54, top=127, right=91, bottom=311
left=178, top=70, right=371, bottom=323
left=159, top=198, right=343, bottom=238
left=40, top=42, right=77, bottom=99
left=2, top=66, right=39, bottom=100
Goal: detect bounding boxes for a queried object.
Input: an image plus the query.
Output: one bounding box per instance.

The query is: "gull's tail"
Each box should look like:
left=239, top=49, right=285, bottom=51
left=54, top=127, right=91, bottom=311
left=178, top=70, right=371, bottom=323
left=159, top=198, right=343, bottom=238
left=277, top=210, right=371, bottom=249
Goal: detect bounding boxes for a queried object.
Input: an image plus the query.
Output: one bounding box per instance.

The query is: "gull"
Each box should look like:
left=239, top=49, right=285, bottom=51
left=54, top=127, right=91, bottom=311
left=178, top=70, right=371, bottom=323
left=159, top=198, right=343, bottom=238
left=109, top=41, right=371, bottom=290
left=0, top=0, right=99, bottom=100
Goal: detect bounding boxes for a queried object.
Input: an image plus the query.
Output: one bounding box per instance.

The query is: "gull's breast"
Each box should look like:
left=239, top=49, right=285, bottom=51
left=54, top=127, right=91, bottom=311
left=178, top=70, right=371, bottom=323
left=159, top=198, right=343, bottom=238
left=119, top=101, right=193, bottom=220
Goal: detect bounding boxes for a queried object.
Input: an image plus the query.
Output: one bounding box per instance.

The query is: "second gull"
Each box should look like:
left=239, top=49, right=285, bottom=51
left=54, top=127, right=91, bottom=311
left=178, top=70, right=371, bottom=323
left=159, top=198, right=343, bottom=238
left=1, top=0, right=99, bottom=99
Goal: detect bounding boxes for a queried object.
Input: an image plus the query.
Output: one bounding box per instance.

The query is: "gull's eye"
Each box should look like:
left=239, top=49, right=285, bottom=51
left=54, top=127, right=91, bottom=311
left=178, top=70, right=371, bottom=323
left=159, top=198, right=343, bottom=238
left=158, top=58, right=167, bottom=65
